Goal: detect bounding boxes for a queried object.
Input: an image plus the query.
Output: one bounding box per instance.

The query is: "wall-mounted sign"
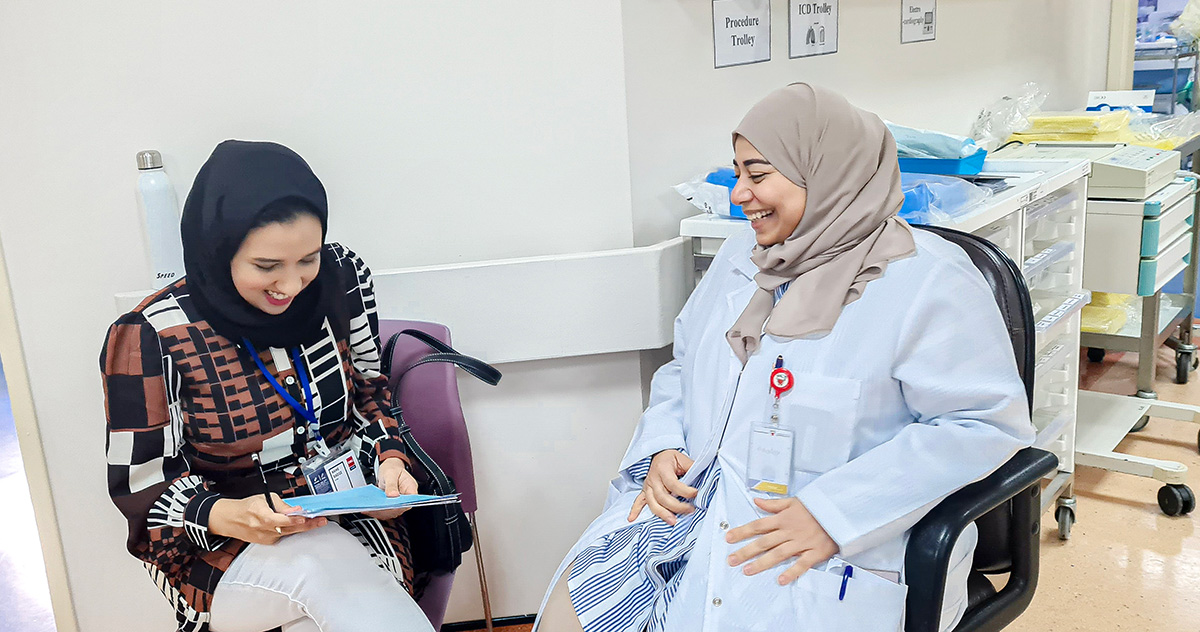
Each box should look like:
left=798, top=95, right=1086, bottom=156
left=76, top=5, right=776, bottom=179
left=789, top=0, right=838, bottom=58
left=713, top=0, right=771, bottom=68
left=901, top=0, right=936, bottom=44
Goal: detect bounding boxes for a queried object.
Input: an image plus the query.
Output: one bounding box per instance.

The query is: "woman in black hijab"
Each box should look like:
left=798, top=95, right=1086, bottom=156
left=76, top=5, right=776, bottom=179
left=101, top=140, right=435, bottom=632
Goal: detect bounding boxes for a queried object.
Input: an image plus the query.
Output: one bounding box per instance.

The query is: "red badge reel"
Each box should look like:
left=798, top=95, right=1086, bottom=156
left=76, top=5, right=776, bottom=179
left=770, top=367, right=794, bottom=399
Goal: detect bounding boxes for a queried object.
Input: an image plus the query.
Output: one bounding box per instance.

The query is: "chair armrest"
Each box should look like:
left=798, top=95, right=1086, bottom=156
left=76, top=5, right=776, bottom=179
left=904, top=447, right=1059, bottom=632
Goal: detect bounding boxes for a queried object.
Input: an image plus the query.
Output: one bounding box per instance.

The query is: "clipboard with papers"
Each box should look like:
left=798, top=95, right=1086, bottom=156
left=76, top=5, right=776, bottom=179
left=286, top=485, right=460, bottom=518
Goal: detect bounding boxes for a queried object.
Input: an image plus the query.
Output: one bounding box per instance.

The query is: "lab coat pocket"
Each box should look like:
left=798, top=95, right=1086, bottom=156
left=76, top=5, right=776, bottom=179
left=793, top=561, right=907, bottom=632
left=784, top=374, right=861, bottom=474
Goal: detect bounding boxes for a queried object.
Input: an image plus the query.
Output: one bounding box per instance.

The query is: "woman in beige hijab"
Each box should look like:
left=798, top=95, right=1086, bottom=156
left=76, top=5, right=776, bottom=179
left=536, top=84, right=1033, bottom=632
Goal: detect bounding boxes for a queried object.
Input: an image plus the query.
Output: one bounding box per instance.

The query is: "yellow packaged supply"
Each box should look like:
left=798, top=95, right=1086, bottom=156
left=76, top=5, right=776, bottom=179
left=1024, top=111, right=1130, bottom=135
left=1081, top=305, right=1129, bottom=335
left=1089, top=292, right=1136, bottom=308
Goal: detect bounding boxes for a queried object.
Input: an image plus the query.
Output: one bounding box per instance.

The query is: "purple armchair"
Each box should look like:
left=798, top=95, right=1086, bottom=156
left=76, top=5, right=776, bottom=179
left=378, top=320, right=493, bottom=631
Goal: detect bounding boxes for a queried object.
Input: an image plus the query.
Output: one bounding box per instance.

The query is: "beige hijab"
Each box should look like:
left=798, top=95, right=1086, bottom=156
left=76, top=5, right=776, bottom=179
left=726, top=83, right=916, bottom=364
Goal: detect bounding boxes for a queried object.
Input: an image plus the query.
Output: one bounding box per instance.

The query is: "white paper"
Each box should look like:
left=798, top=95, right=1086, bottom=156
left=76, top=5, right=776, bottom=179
left=789, top=0, right=838, bottom=58
left=712, top=0, right=771, bottom=68
left=900, top=0, right=936, bottom=44
left=1087, top=90, right=1156, bottom=112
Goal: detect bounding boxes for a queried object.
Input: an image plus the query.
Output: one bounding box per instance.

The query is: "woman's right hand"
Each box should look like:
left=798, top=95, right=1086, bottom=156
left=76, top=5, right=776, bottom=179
left=208, top=495, right=327, bottom=544
left=627, top=450, right=699, bottom=526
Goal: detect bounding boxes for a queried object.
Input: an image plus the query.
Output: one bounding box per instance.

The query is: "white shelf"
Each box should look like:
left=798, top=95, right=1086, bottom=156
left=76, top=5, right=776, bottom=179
left=1023, top=242, right=1076, bottom=279
left=1035, top=292, right=1091, bottom=352
left=1034, top=409, right=1074, bottom=450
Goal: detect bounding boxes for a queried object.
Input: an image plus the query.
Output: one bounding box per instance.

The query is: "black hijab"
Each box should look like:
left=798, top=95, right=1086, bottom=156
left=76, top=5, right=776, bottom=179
left=181, top=140, right=341, bottom=349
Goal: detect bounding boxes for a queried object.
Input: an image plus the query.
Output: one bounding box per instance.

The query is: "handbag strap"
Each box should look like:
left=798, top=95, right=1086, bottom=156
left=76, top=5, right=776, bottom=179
left=382, top=329, right=502, bottom=386
left=392, top=411, right=457, bottom=495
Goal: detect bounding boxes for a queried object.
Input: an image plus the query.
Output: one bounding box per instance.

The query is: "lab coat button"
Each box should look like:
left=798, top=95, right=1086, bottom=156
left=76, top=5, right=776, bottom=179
left=712, top=597, right=722, bottom=607
left=296, top=425, right=306, bottom=435
left=719, top=521, right=729, bottom=530
left=284, top=376, right=297, bottom=385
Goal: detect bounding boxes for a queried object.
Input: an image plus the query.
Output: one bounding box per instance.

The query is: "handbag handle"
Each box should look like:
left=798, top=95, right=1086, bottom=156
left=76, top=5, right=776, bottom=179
left=382, top=329, right=502, bottom=386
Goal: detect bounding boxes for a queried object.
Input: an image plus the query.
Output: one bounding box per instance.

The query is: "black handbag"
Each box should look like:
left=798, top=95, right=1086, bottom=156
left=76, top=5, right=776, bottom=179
left=381, top=329, right=501, bottom=575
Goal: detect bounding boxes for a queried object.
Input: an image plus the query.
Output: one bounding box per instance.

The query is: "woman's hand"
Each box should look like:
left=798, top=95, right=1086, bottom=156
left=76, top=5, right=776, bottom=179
left=363, top=457, right=418, bottom=521
left=208, top=495, right=327, bottom=545
left=726, top=497, right=839, bottom=585
left=627, top=449, right=699, bottom=525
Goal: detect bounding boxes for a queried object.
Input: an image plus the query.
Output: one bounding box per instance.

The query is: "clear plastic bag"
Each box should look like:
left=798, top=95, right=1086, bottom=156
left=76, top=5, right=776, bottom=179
left=970, top=83, right=1049, bottom=148
left=898, top=173, right=992, bottom=225
left=1171, top=0, right=1200, bottom=44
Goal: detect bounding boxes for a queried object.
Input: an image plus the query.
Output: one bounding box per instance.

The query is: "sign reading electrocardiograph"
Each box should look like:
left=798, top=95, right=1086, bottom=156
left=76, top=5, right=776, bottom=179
left=900, top=0, right=936, bottom=44
left=712, top=0, right=771, bottom=68
left=789, top=0, right=838, bottom=58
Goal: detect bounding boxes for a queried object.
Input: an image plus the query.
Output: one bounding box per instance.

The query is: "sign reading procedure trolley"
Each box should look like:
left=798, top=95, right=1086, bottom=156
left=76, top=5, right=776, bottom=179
left=789, top=1, right=838, bottom=58
left=712, top=0, right=770, bottom=68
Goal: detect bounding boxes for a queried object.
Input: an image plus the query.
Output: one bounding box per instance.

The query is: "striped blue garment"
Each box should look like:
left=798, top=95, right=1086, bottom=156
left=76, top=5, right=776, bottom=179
left=773, top=281, right=791, bottom=304
left=567, top=462, right=721, bottom=632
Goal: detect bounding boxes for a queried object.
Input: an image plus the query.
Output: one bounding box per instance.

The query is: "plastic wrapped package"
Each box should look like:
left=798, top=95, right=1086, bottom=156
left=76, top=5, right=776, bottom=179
left=674, top=168, right=745, bottom=219
left=1081, top=305, right=1130, bottom=334
left=898, top=173, right=992, bottom=225
left=970, top=83, right=1049, bottom=147
left=1025, top=110, right=1130, bottom=134
left=1171, top=0, right=1200, bottom=43
left=886, top=122, right=981, bottom=159
left=1089, top=291, right=1137, bottom=308
left=1127, top=107, right=1200, bottom=147
left=1081, top=292, right=1138, bottom=334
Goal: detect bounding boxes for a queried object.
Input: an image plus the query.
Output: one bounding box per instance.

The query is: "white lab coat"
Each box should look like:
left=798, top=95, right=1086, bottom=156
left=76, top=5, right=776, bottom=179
left=537, top=227, right=1035, bottom=632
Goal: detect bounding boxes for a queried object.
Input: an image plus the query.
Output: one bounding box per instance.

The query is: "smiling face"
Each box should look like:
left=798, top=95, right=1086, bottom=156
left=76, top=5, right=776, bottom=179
left=230, top=213, right=323, bottom=315
left=731, top=135, right=808, bottom=247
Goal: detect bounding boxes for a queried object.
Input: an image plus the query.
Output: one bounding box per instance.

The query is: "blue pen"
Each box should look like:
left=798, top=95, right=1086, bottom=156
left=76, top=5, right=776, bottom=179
left=838, top=565, right=853, bottom=601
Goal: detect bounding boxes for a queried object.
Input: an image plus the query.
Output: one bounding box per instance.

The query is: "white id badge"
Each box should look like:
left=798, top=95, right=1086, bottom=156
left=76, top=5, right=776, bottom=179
left=302, top=443, right=368, bottom=494
left=747, top=425, right=794, bottom=496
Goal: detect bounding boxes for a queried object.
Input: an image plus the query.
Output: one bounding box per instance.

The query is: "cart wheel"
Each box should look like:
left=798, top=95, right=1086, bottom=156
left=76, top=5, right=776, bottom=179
left=1055, top=506, right=1075, bottom=540
left=1178, top=351, right=1193, bottom=384
left=1158, top=484, right=1196, bottom=516
left=1131, top=415, right=1150, bottom=433
left=1087, top=347, right=1106, bottom=363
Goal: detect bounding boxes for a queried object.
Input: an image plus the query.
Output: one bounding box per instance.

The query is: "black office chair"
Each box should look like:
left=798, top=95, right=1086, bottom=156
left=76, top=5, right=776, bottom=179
left=904, top=225, right=1059, bottom=632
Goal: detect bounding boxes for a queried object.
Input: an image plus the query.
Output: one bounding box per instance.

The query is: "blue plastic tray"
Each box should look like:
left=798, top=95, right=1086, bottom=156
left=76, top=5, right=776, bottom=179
left=897, top=149, right=987, bottom=176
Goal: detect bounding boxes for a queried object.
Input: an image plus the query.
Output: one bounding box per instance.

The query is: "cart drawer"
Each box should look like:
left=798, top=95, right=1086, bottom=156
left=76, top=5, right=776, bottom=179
left=1138, top=230, right=1193, bottom=296
left=1140, top=192, right=1195, bottom=257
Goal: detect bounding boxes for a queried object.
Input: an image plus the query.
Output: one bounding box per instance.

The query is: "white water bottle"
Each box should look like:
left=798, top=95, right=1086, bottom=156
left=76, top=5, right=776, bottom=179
left=136, top=150, right=184, bottom=288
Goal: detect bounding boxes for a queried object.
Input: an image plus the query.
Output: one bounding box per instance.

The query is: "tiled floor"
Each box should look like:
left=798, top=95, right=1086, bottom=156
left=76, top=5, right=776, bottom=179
left=0, top=362, right=56, bottom=632
left=1008, top=345, right=1200, bottom=632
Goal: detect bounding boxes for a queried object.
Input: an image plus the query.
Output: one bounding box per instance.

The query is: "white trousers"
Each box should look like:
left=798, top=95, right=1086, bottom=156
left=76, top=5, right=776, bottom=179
left=209, top=523, right=435, bottom=632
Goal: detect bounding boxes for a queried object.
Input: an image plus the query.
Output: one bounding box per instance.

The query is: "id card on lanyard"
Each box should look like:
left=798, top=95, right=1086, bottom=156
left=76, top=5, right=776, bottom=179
left=747, top=355, right=795, bottom=496
left=245, top=339, right=367, bottom=494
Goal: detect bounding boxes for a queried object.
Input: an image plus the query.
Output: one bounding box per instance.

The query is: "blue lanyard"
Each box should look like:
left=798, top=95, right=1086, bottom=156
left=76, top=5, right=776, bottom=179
left=243, top=338, right=322, bottom=443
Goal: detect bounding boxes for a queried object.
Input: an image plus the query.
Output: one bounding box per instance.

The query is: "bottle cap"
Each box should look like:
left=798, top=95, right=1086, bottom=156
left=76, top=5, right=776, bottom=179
left=136, top=150, right=163, bottom=170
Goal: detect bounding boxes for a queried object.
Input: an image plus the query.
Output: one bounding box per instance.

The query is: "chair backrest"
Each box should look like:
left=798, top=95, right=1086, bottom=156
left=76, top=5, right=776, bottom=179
left=912, top=225, right=1036, bottom=574
left=377, top=320, right=478, bottom=513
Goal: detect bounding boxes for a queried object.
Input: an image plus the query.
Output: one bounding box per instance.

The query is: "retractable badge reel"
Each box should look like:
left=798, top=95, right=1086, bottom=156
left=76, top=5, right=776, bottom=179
left=748, top=356, right=795, bottom=496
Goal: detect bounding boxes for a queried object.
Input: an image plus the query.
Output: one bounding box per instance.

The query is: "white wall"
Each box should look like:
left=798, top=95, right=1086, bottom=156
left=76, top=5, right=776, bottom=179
left=0, top=1, right=1116, bottom=630
left=0, top=2, right=632, bottom=630
left=622, top=0, right=1112, bottom=245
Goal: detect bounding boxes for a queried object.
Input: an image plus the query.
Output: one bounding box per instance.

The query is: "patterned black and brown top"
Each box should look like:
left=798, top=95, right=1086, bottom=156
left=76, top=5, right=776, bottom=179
left=101, top=243, right=414, bottom=632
